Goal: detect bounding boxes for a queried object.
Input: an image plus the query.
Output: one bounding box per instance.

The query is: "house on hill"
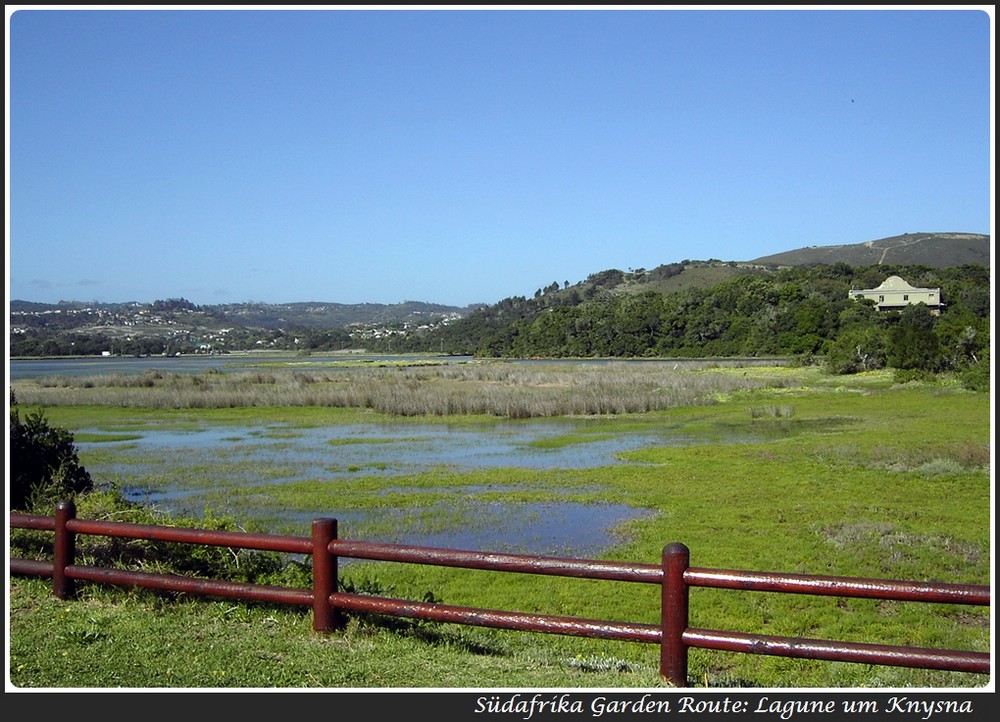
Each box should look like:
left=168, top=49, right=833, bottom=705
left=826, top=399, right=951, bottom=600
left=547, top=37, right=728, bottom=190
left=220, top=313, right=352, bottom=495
left=848, top=275, right=943, bottom=315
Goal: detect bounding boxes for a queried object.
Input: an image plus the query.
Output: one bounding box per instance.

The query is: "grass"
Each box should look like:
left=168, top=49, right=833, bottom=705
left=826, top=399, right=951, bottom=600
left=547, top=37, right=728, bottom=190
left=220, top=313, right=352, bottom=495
left=9, top=577, right=667, bottom=688
left=7, top=363, right=992, bottom=690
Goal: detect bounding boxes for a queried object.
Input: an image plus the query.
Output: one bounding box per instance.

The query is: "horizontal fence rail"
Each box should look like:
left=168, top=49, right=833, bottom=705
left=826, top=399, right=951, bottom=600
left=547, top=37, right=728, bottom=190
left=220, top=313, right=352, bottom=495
left=9, top=501, right=991, bottom=686
left=328, top=592, right=664, bottom=644
left=684, top=566, right=991, bottom=605
left=328, top=538, right=664, bottom=582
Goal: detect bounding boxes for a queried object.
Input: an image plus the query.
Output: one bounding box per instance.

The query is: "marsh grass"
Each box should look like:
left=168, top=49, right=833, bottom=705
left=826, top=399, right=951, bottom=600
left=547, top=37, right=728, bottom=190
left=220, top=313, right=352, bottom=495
left=73, top=432, right=144, bottom=443
left=15, top=361, right=795, bottom=417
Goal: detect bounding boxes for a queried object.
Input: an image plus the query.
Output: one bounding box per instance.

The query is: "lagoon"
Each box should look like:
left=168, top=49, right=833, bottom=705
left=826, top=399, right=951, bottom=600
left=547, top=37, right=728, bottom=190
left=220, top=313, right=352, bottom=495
left=8, top=352, right=786, bottom=381
left=18, top=353, right=794, bottom=559
left=75, top=416, right=672, bottom=557
left=7, top=353, right=473, bottom=380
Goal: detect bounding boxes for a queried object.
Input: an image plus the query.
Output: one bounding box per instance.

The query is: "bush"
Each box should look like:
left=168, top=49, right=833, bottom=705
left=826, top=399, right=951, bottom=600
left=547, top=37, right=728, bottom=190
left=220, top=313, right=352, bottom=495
left=826, top=327, right=887, bottom=375
left=10, top=487, right=313, bottom=589
left=959, top=350, right=990, bottom=392
left=9, top=391, right=93, bottom=511
left=8, top=393, right=311, bottom=588
left=892, top=368, right=937, bottom=384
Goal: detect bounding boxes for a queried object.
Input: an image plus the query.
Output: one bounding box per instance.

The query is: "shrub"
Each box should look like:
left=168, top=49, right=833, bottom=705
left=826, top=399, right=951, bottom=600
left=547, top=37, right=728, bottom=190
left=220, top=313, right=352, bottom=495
left=826, top=327, right=887, bottom=375
left=959, top=350, right=990, bottom=392
left=9, top=391, right=93, bottom=511
left=10, top=487, right=312, bottom=589
left=887, top=304, right=942, bottom=372
left=892, top=368, right=937, bottom=385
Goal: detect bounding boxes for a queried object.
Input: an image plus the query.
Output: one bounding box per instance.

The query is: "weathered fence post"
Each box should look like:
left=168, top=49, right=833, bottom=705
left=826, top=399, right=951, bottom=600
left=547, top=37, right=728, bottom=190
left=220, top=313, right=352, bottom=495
left=312, top=518, right=341, bottom=632
left=53, top=499, right=77, bottom=600
left=661, top=542, right=690, bottom=687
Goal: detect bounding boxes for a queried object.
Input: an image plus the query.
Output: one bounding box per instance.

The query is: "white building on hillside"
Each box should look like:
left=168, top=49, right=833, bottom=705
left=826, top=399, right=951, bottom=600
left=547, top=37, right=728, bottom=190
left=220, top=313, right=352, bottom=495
left=848, top=275, right=943, bottom=315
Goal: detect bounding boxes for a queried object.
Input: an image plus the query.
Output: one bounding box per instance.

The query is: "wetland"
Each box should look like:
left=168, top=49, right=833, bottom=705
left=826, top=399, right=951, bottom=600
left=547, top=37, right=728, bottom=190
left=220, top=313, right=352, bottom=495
left=12, top=355, right=804, bottom=554
left=9, top=354, right=991, bottom=687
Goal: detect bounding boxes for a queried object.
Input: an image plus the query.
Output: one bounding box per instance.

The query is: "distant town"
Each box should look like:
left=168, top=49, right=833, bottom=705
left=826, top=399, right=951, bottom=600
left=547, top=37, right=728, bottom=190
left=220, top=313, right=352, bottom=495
left=8, top=299, right=471, bottom=357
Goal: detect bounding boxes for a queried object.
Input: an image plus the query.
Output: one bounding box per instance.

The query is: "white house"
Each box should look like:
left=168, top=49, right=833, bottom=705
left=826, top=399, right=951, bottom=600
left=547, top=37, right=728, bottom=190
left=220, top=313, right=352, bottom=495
left=848, top=275, right=943, bottom=314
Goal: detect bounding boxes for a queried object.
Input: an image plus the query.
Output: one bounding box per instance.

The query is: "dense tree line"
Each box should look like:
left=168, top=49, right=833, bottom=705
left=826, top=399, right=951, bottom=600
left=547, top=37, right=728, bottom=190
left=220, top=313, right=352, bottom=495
left=150, top=297, right=199, bottom=312
left=374, top=263, right=990, bottom=382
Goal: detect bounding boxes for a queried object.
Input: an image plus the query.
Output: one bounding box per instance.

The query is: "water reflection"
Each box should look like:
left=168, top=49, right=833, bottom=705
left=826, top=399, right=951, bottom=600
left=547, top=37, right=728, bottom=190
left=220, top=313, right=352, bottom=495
left=77, top=412, right=828, bottom=557
left=78, top=418, right=665, bottom=558
left=81, top=420, right=668, bottom=474
left=278, top=501, right=655, bottom=559
left=7, top=354, right=472, bottom=380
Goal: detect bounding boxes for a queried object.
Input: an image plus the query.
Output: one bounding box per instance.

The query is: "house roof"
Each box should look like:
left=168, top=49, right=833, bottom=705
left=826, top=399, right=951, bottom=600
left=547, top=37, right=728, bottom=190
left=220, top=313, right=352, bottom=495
left=861, top=275, right=938, bottom=294
left=873, top=275, right=918, bottom=291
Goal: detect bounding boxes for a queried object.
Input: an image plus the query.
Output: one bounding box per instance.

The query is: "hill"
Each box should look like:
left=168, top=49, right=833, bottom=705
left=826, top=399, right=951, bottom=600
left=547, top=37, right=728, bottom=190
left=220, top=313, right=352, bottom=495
left=369, top=230, right=990, bottom=358
left=9, top=231, right=990, bottom=358
left=209, top=300, right=478, bottom=330
left=537, top=233, right=991, bottom=303
left=8, top=298, right=480, bottom=357
left=586, top=232, right=991, bottom=299
left=748, top=232, right=990, bottom=269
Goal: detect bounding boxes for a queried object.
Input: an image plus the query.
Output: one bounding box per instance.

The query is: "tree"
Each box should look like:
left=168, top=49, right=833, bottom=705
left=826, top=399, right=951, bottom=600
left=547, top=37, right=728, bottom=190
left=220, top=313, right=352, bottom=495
left=933, top=308, right=988, bottom=371
left=887, top=304, right=942, bottom=372
left=9, top=392, right=93, bottom=511
left=826, top=327, right=888, bottom=374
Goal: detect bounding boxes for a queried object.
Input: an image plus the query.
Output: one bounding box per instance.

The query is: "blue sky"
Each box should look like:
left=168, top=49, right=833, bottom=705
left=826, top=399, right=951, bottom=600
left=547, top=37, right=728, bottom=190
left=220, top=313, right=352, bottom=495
left=6, top=6, right=994, bottom=307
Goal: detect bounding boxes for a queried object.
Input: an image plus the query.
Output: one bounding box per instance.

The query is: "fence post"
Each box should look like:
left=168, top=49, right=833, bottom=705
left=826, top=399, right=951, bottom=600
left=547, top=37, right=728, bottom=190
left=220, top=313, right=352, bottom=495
left=312, top=518, right=341, bottom=632
left=53, top=499, right=77, bottom=600
left=661, top=542, right=690, bottom=687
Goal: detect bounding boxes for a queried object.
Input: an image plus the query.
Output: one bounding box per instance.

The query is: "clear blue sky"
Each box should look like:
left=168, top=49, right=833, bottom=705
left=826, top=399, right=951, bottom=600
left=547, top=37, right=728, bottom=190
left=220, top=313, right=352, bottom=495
left=6, top=6, right=994, bottom=307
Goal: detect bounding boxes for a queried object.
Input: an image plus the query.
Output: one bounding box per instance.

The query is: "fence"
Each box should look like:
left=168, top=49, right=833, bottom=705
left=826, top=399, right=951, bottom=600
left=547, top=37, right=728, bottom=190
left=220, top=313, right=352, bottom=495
left=9, top=499, right=991, bottom=686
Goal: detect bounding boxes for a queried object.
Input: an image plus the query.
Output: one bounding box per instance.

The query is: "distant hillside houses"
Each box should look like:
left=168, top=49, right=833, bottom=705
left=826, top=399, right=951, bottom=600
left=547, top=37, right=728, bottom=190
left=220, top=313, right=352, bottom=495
left=848, top=275, right=943, bottom=315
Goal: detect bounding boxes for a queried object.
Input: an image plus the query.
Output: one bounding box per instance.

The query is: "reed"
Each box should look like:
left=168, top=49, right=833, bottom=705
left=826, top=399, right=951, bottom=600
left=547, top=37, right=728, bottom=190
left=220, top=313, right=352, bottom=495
left=14, top=360, right=797, bottom=417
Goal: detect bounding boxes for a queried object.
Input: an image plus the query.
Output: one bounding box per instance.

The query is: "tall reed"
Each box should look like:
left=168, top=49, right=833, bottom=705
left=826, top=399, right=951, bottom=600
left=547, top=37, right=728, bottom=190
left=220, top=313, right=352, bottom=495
left=13, top=361, right=790, bottom=417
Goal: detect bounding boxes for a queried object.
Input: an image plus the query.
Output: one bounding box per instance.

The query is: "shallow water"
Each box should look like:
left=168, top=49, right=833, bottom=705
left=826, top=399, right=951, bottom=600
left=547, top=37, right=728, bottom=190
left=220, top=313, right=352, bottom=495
left=8, top=353, right=467, bottom=380
left=278, top=501, right=655, bottom=559
left=75, top=410, right=829, bottom=558
left=82, top=420, right=670, bottom=474
left=76, top=418, right=673, bottom=558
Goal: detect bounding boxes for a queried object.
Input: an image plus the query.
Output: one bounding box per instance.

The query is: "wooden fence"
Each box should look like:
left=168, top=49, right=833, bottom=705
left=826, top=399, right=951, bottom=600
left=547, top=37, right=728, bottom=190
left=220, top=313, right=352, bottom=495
left=9, top=499, right=991, bottom=686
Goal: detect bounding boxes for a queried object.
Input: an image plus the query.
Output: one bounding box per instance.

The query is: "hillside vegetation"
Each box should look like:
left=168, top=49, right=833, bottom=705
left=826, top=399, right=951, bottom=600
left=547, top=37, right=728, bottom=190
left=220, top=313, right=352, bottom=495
left=378, top=263, right=989, bottom=383
left=9, top=232, right=991, bottom=365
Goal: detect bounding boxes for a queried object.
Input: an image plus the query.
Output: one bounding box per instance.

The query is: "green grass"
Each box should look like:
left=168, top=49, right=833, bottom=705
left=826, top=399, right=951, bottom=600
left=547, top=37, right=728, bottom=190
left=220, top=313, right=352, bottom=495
left=9, top=577, right=667, bottom=688
left=8, top=365, right=992, bottom=689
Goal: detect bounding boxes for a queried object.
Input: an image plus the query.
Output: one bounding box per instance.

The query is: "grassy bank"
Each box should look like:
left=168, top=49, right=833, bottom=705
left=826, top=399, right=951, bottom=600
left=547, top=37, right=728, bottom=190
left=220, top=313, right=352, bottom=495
left=9, top=576, right=668, bottom=688
left=7, top=364, right=992, bottom=689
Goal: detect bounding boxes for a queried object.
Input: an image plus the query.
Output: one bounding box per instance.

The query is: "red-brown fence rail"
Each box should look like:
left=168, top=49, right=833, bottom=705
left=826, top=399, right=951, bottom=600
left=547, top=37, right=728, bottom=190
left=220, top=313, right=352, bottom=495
left=9, top=500, right=991, bottom=686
